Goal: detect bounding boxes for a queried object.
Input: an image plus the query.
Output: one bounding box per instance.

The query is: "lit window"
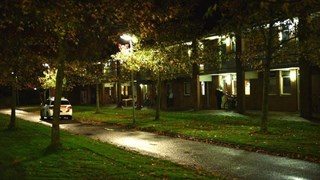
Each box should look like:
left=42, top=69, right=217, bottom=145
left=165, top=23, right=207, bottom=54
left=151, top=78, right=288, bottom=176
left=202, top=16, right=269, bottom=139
left=225, top=74, right=231, bottom=85
left=121, top=86, right=128, bottom=96
left=279, top=30, right=289, bottom=43
left=281, top=70, right=291, bottom=95
left=201, top=82, right=205, bottom=95
left=232, top=79, right=237, bottom=95
left=199, top=64, right=204, bottom=71
left=245, top=80, right=250, bottom=95
left=223, top=36, right=235, bottom=53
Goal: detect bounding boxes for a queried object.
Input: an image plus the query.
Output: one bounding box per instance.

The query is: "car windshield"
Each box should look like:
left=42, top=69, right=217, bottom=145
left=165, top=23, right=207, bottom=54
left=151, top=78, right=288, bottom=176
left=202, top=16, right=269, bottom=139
left=50, top=100, right=70, bottom=105
left=61, top=100, right=70, bottom=105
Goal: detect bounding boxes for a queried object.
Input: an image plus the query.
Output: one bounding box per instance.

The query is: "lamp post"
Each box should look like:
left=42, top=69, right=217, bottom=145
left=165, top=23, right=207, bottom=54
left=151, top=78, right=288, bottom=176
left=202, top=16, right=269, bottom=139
left=43, top=63, right=50, bottom=100
left=119, top=34, right=137, bottom=123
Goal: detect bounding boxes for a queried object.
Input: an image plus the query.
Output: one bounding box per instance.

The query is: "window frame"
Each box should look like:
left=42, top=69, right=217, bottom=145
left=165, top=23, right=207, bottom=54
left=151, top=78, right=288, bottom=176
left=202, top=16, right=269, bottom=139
left=280, top=70, right=292, bottom=95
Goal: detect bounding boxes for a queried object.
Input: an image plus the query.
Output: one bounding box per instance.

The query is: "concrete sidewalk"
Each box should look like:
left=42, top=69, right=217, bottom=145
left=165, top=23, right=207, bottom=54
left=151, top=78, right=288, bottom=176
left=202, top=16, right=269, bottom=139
left=1, top=109, right=320, bottom=179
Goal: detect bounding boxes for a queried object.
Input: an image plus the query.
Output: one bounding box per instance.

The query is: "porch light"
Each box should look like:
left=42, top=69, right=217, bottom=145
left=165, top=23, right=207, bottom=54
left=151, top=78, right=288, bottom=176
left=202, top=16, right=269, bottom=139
left=290, top=70, right=296, bottom=82
left=188, top=49, right=192, bottom=57
left=225, top=37, right=231, bottom=47
left=278, top=31, right=283, bottom=41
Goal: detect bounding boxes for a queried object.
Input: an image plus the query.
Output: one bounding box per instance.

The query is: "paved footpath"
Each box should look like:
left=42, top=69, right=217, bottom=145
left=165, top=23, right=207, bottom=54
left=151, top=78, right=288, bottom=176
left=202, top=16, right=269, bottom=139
left=1, top=109, right=320, bottom=179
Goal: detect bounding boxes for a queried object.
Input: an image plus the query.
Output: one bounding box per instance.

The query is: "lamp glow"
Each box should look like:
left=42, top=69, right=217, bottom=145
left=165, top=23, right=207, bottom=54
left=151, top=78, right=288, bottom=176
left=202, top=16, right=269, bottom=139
left=225, top=74, right=231, bottom=85
left=290, top=70, right=296, bottom=81
left=225, top=37, right=231, bottom=47
left=120, top=34, right=138, bottom=43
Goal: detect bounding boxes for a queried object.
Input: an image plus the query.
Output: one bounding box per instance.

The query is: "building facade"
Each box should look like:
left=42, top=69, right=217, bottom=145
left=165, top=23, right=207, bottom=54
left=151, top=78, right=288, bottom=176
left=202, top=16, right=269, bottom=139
left=67, top=16, right=320, bottom=118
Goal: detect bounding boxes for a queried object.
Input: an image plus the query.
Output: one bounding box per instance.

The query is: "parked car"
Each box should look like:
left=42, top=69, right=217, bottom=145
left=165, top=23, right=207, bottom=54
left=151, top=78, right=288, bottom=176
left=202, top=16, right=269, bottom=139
left=40, top=97, right=72, bottom=120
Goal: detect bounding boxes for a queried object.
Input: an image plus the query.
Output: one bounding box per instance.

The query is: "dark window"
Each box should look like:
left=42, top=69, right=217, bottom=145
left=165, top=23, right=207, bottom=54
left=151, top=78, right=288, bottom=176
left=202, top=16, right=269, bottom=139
left=184, top=82, right=191, bottom=96
left=269, top=71, right=277, bottom=95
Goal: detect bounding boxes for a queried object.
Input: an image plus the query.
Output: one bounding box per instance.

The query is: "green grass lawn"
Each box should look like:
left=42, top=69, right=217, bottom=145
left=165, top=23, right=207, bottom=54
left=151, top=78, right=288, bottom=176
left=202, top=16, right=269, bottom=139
left=0, top=114, right=218, bottom=179
left=72, top=105, right=320, bottom=163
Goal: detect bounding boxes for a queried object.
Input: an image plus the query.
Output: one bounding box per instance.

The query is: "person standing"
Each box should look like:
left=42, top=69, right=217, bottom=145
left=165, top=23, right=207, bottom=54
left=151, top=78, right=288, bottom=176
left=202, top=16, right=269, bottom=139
left=215, top=87, right=224, bottom=109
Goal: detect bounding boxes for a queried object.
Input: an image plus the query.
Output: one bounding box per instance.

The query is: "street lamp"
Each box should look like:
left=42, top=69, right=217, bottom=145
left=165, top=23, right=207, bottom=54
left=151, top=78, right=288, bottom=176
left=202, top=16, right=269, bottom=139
left=119, top=34, right=138, bottom=123
left=120, top=34, right=138, bottom=53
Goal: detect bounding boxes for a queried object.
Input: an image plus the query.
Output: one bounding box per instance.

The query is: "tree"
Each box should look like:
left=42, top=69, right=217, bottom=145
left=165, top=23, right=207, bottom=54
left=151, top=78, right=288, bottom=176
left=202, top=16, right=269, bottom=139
left=152, top=44, right=191, bottom=120
left=152, top=1, right=214, bottom=112
left=116, top=1, right=214, bottom=114
left=20, top=0, right=121, bottom=150
left=38, top=65, right=56, bottom=98
left=237, top=1, right=290, bottom=133
left=70, top=61, right=106, bottom=113
left=112, top=40, right=191, bottom=121
left=247, top=1, right=320, bottom=131
left=0, top=1, right=46, bottom=129
left=291, top=1, right=320, bottom=119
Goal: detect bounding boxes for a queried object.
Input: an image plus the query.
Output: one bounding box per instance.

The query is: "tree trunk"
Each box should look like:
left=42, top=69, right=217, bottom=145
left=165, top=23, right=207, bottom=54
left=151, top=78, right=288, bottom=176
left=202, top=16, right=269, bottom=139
left=95, top=83, right=100, bottom=113
left=298, top=12, right=313, bottom=119
left=261, top=64, right=270, bottom=133
left=136, top=72, right=143, bottom=110
left=192, top=63, right=200, bottom=111
left=235, top=33, right=245, bottom=114
left=116, top=60, right=122, bottom=108
left=299, top=60, right=312, bottom=119
left=191, top=39, right=200, bottom=111
left=260, top=19, right=275, bottom=133
left=131, top=70, right=136, bottom=124
left=155, top=73, right=161, bottom=121
left=8, top=75, right=17, bottom=130
left=49, top=41, right=66, bottom=151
